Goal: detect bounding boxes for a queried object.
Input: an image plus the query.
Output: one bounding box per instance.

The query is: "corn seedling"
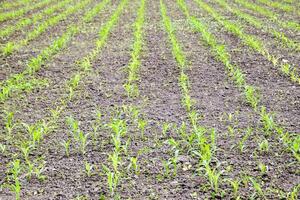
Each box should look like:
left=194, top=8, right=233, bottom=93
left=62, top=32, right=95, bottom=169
left=162, top=122, right=172, bottom=136
left=205, top=164, right=222, bottom=194
left=162, top=160, right=171, bottom=178
left=6, top=159, right=22, bottom=200
left=102, top=165, right=119, bottom=196
left=78, top=131, right=89, bottom=155
left=129, top=156, right=139, bottom=174
left=238, top=126, right=252, bottom=152
left=0, top=144, right=6, bottom=154
left=258, top=162, right=268, bottom=175
left=3, top=110, right=15, bottom=137
left=20, top=142, right=32, bottom=162
left=84, top=161, right=93, bottom=177
left=244, top=85, right=260, bottom=110
left=33, top=159, right=46, bottom=181
left=137, top=118, right=148, bottom=139
left=258, top=139, right=269, bottom=153
left=260, top=106, right=275, bottom=134
left=109, top=151, right=120, bottom=173
left=226, top=178, right=240, bottom=199
left=61, top=140, right=71, bottom=157
left=248, top=177, right=265, bottom=199
left=170, top=150, right=179, bottom=176
left=291, top=136, right=300, bottom=161
left=22, top=121, right=47, bottom=146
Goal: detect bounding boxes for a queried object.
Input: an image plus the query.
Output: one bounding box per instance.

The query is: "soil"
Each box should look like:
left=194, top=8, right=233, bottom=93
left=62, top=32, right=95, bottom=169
left=0, top=0, right=299, bottom=199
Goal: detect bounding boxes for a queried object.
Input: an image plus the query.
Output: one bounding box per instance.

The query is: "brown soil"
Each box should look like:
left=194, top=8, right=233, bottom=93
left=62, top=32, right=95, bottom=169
left=0, top=0, right=299, bottom=199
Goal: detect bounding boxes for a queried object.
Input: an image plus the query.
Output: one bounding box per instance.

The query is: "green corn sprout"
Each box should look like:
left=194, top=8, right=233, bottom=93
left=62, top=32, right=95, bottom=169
left=61, top=140, right=71, bottom=157
left=258, top=162, right=268, bottom=175
left=84, top=161, right=93, bottom=177
left=0, top=144, right=6, bottom=154
left=259, top=139, right=269, bottom=152
left=162, top=122, right=171, bottom=136
left=78, top=131, right=89, bottom=155
left=129, top=157, right=139, bottom=174
left=227, top=178, right=240, bottom=198
left=109, top=152, right=120, bottom=173
left=137, top=118, right=148, bottom=138
left=260, top=107, right=275, bottom=133
left=102, top=165, right=119, bottom=196
left=244, top=85, right=259, bottom=110
left=162, top=160, right=171, bottom=178
left=6, top=160, right=22, bottom=200
left=205, top=164, right=222, bottom=194
left=248, top=177, right=265, bottom=199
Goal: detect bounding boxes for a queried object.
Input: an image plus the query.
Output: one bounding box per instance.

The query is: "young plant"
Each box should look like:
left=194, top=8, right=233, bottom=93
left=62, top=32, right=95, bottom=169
left=84, top=161, right=94, bottom=177
left=3, top=110, right=15, bottom=136
left=244, top=85, right=259, bottom=110
left=260, top=107, right=275, bottom=134
left=170, top=150, right=179, bottom=176
left=20, top=142, right=32, bottom=162
left=129, top=156, right=139, bottom=174
left=33, top=159, right=46, bottom=181
left=61, top=139, right=71, bottom=157
left=189, top=110, right=200, bottom=132
left=137, top=118, right=148, bottom=139
left=162, top=122, right=172, bottom=136
left=238, top=126, right=252, bottom=152
left=205, top=164, right=222, bottom=194
left=22, top=120, right=49, bottom=146
left=6, top=160, right=22, bottom=200
left=78, top=131, right=89, bottom=155
left=109, top=151, right=120, bottom=173
left=248, top=177, right=265, bottom=199
left=258, top=139, right=269, bottom=153
left=0, top=144, right=6, bottom=154
left=227, top=178, right=240, bottom=199
left=102, top=165, right=119, bottom=196
left=2, top=42, right=15, bottom=55
left=123, top=83, right=139, bottom=98
left=258, top=162, right=268, bottom=175
left=291, top=136, right=300, bottom=161
left=68, top=73, right=81, bottom=100
left=162, top=160, right=171, bottom=178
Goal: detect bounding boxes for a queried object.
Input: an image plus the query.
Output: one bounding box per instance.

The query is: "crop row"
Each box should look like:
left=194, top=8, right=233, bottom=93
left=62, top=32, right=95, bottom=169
left=161, top=0, right=224, bottom=197
left=182, top=0, right=299, bottom=165
left=0, top=0, right=75, bottom=38
left=123, top=0, right=146, bottom=98
left=0, top=0, right=91, bottom=102
left=0, top=0, right=27, bottom=10
left=0, top=0, right=131, bottom=198
left=175, top=0, right=299, bottom=198
left=234, top=0, right=300, bottom=32
left=103, top=0, right=148, bottom=197
left=2, top=0, right=92, bottom=56
left=215, top=0, right=300, bottom=52
left=257, top=0, right=299, bottom=15
left=194, top=0, right=300, bottom=84
left=0, top=0, right=54, bottom=22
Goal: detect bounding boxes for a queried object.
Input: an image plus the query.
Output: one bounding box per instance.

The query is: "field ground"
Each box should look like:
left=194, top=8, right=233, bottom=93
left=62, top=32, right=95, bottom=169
left=0, top=0, right=299, bottom=199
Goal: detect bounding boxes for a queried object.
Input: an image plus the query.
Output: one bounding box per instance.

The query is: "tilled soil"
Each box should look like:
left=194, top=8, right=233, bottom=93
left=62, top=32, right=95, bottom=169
left=0, top=0, right=96, bottom=81
left=0, top=0, right=299, bottom=199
